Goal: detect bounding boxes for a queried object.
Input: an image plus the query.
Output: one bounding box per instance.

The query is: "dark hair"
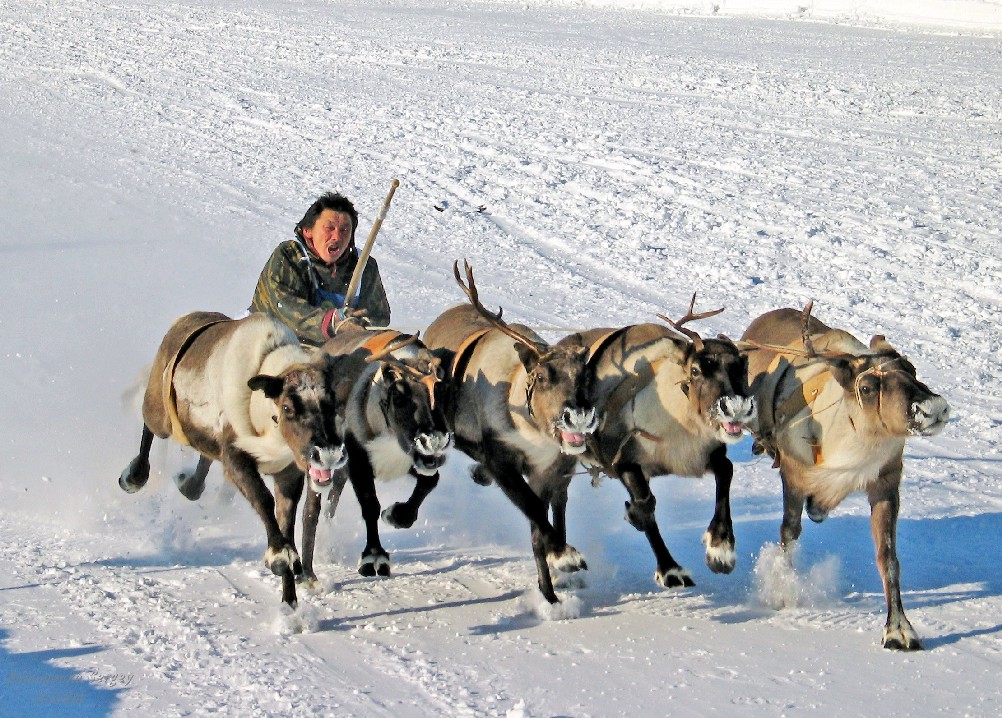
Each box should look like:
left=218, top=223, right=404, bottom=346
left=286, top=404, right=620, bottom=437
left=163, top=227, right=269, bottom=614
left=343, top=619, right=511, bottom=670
left=294, top=192, right=358, bottom=239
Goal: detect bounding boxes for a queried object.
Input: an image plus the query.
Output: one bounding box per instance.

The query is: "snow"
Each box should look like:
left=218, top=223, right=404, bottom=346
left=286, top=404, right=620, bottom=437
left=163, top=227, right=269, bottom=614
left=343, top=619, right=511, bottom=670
left=1, top=0, right=1001, bottom=715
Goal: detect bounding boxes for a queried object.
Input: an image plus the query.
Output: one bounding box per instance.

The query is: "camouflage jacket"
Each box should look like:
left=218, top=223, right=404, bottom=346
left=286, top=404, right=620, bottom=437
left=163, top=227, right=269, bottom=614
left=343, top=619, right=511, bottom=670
left=250, top=238, right=391, bottom=347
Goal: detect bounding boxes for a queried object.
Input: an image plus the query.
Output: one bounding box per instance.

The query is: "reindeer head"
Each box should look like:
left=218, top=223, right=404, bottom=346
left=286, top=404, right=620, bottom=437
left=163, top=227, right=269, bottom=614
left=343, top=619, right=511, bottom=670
left=248, top=353, right=348, bottom=493
left=658, top=294, right=757, bottom=444
left=824, top=338, right=950, bottom=438
left=454, top=259, right=598, bottom=454
left=518, top=337, right=598, bottom=454
left=744, top=302, right=950, bottom=439
left=367, top=334, right=453, bottom=476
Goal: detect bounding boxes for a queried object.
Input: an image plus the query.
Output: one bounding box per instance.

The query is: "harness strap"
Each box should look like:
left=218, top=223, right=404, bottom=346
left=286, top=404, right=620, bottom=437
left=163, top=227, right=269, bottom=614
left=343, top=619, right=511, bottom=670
left=162, top=319, right=231, bottom=447
left=360, top=329, right=406, bottom=356
left=451, top=327, right=492, bottom=379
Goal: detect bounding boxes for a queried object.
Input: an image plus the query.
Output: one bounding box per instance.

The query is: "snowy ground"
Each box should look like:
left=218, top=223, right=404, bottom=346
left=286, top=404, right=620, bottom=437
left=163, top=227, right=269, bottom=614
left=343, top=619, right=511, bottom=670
left=1, top=1, right=1001, bottom=716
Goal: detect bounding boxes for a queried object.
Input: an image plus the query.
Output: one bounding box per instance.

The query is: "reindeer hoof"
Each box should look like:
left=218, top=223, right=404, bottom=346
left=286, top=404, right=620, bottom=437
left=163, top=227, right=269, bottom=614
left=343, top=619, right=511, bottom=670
left=382, top=503, right=416, bottom=529
left=702, top=530, right=736, bottom=574
left=174, top=471, right=207, bottom=501
left=358, top=549, right=391, bottom=577
left=547, top=545, right=587, bottom=573
left=471, top=465, right=495, bottom=486
left=656, top=566, right=695, bottom=589
left=883, top=626, right=923, bottom=651
left=805, top=496, right=829, bottom=523
left=118, top=456, right=150, bottom=493
left=265, top=545, right=302, bottom=577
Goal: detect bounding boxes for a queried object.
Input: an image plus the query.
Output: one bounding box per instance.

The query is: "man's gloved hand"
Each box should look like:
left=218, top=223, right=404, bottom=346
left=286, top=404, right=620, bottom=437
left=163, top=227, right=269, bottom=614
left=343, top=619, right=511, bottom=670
left=333, top=307, right=369, bottom=334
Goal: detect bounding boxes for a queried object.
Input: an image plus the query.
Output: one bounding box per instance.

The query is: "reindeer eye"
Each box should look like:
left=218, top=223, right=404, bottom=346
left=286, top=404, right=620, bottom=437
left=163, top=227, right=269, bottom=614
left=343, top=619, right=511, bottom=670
left=859, top=384, right=873, bottom=395
left=690, top=366, right=701, bottom=378
left=282, top=403, right=294, bottom=417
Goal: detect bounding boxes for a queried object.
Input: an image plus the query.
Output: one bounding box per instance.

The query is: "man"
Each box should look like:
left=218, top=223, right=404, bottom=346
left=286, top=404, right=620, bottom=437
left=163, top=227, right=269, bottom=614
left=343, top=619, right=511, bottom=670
left=251, top=192, right=391, bottom=346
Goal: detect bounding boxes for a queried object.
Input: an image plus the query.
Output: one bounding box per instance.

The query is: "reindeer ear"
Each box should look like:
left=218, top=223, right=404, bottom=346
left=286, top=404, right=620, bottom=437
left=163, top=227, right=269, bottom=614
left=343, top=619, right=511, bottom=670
left=430, top=348, right=455, bottom=380
left=826, top=357, right=858, bottom=391
left=514, top=342, right=541, bottom=371
left=248, top=374, right=284, bottom=399
left=869, top=334, right=895, bottom=352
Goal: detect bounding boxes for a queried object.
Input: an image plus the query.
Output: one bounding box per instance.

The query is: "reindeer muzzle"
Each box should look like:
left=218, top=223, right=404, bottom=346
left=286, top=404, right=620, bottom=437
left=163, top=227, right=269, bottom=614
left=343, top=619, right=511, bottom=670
left=307, top=444, right=347, bottom=491
left=558, top=407, right=598, bottom=455
left=909, top=396, right=950, bottom=436
left=412, top=432, right=452, bottom=476
left=713, top=395, right=757, bottom=442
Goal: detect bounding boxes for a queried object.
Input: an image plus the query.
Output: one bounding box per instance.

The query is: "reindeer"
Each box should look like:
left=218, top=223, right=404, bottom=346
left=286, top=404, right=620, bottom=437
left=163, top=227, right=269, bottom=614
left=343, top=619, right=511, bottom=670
left=117, top=311, right=347, bottom=607
left=561, top=295, right=756, bottom=588
left=422, top=261, right=598, bottom=605
left=742, top=303, right=950, bottom=650
left=299, top=328, right=452, bottom=582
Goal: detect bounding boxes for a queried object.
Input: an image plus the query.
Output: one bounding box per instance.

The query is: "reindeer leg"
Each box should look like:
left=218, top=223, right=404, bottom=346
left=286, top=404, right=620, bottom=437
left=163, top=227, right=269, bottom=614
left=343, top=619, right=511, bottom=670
left=221, top=445, right=299, bottom=607
left=301, top=487, right=323, bottom=585
left=118, top=425, right=154, bottom=493
left=869, top=467, right=921, bottom=651
left=273, top=465, right=306, bottom=606
left=382, top=470, right=440, bottom=529
left=531, top=523, right=559, bottom=604
left=302, top=469, right=349, bottom=586
left=702, top=445, right=736, bottom=575
left=779, top=472, right=805, bottom=551
left=345, top=438, right=390, bottom=577
left=174, top=454, right=212, bottom=501
left=616, top=462, right=694, bottom=589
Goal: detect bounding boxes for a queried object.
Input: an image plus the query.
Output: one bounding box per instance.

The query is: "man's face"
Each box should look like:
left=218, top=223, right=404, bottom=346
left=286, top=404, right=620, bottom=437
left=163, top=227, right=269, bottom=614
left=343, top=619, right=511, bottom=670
left=303, top=209, right=354, bottom=264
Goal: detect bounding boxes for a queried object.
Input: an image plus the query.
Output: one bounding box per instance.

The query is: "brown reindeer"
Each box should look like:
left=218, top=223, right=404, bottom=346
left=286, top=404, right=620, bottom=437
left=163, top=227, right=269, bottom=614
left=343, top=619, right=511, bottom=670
left=562, top=295, right=757, bottom=588
left=742, top=303, right=950, bottom=650
left=299, top=328, right=452, bottom=583
left=423, top=261, right=598, bottom=605
left=118, top=311, right=348, bottom=607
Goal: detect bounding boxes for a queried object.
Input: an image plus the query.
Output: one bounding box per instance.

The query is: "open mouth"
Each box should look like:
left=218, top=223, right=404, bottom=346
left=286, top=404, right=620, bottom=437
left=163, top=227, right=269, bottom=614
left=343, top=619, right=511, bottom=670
left=720, top=421, right=744, bottom=437
left=560, top=430, right=587, bottom=448
left=309, top=466, right=333, bottom=487
left=412, top=453, right=446, bottom=476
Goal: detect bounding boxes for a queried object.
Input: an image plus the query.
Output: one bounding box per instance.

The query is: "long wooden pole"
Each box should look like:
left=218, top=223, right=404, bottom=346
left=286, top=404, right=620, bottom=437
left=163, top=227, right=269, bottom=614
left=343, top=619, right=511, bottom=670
left=342, top=178, right=400, bottom=314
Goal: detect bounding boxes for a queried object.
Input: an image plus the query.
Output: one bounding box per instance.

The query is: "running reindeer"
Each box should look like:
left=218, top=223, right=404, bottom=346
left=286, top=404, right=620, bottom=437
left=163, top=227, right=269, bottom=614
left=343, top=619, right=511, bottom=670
left=118, top=311, right=348, bottom=607
left=423, top=261, right=598, bottom=605
left=561, top=295, right=757, bottom=588
left=742, top=302, right=950, bottom=650
left=299, top=328, right=452, bottom=582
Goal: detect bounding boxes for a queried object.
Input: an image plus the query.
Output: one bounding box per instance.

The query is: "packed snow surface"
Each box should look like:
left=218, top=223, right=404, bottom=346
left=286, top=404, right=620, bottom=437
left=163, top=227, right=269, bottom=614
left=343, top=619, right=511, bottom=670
left=1, top=1, right=1000, bottom=716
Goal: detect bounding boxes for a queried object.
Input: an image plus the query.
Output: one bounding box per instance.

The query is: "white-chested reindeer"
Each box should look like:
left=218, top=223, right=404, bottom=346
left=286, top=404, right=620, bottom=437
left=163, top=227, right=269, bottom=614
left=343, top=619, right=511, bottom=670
left=742, top=303, right=950, bottom=650
left=299, top=329, right=452, bottom=582
left=560, top=295, right=756, bottom=588
left=423, top=261, right=598, bottom=605
left=118, top=311, right=347, bottom=607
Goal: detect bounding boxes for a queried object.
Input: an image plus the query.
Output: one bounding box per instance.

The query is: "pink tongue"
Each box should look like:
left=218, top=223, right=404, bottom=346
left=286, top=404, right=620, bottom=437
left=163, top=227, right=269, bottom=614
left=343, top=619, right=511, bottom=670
left=309, top=467, right=332, bottom=483
left=562, top=431, right=586, bottom=446
left=723, top=422, right=742, bottom=435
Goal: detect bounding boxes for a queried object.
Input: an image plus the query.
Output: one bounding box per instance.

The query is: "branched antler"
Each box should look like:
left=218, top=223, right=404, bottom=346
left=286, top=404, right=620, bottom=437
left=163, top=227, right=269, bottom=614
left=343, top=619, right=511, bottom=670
left=656, top=293, right=724, bottom=352
left=454, top=259, right=543, bottom=357
left=800, top=301, right=817, bottom=356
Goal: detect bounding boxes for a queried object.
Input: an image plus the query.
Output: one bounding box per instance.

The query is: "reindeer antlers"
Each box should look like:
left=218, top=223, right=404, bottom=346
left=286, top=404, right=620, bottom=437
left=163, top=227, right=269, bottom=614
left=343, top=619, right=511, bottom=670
left=656, top=293, right=724, bottom=352
left=453, top=259, right=543, bottom=357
